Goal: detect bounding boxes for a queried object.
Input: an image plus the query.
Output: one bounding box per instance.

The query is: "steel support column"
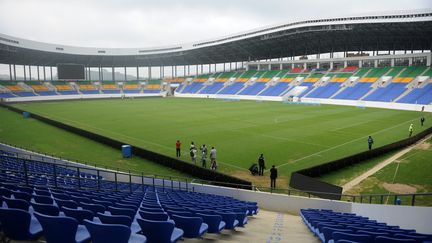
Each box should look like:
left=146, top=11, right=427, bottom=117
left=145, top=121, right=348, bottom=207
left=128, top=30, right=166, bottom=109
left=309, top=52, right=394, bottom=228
left=23, top=65, right=27, bottom=80
left=37, top=66, right=40, bottom=81
left=124, top=67, right=127, bottom=81
left=112, top=67, right=115, bottom=81
left=43, top=66, right=46, bottom=81
left=8, top=64, right=12, bottom=81
left=50, top=66, right=53, bottom=81
left=136, top=67, right=139, bottom=80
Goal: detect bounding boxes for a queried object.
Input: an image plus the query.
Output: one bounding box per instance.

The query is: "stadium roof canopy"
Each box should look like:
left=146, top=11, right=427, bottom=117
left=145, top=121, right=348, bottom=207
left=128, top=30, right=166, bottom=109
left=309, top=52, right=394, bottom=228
left=1, top=9, right=432, bottom=67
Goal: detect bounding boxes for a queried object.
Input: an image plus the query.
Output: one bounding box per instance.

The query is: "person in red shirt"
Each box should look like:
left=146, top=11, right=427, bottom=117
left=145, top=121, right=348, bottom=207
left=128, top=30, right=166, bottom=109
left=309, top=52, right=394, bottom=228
left=175, top=140, right=181, bottom=158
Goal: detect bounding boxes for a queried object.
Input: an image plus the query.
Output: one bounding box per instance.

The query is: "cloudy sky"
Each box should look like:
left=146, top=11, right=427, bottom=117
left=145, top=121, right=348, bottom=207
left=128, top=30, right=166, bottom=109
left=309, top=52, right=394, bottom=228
left=0, top=0, right=430, bottom=48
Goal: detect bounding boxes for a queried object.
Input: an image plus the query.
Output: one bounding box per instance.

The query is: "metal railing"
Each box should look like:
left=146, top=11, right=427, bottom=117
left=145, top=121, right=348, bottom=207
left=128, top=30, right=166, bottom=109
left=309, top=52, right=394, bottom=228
left=1, top=145, right=431, bottom=207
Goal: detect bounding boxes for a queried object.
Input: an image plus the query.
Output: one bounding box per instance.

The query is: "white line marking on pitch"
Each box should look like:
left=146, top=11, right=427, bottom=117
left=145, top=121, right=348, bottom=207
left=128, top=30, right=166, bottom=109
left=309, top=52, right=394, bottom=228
left=276, top=116, right=423, bottom=169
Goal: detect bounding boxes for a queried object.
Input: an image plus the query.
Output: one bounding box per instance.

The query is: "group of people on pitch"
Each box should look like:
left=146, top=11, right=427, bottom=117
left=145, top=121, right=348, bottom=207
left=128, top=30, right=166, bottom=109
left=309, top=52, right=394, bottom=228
left=367, top=116, right=426, bottom=150
left=249, top=154, right=278, bottom=189
left=176, top=140, right=217, bottom=170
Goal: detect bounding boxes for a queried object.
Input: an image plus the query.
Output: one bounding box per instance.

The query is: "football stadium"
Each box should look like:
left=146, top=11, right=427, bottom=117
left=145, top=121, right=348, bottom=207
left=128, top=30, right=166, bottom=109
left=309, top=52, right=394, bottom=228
left=0, top=1, right=431, bottom=242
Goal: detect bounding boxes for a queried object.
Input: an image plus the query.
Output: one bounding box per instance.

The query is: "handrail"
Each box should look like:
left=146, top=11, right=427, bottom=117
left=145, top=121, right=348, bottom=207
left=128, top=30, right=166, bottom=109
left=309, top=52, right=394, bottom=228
left=1, top=144, right=431, bottom=206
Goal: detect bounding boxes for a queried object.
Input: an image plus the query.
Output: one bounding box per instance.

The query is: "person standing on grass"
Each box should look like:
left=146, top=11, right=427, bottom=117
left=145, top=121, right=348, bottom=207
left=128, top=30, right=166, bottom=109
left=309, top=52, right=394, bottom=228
left=270, top=165, right=277, bottom=189
left=175, top=140, right=181, bottom=158
left=200, top=144, right=208, bottom=168
left=210, top=147, right=217, bottom=170
left=409, top=124, right=414, bottom=137
left=190, top=146, right=197, bottom=165
left=190, top=141, right=196, bottom=151
left=258, top=154, right=265, bottom=176
left=368, top=136, right=374, bottom=150
left=420, top=117, right=425, bottom=126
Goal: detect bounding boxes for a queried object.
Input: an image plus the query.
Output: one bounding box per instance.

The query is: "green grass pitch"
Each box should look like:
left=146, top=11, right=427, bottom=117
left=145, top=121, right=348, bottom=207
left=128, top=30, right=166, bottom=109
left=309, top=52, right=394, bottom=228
left=4, top=97, right=430, bottom=188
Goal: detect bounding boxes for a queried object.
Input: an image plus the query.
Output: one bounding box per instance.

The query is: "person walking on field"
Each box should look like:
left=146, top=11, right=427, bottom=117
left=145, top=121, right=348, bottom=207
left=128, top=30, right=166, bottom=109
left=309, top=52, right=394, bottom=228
left=270, top=165, right=277, bottom=189
left=258, top=154, right=265, bottom=176
left=420, top=117, right=425, bottom=126
left=175, top=140, right=181, bottom=158
left=200, top=144, right=208, bottom=168
left=210, top=147, right=217, bottom=170
left=368, top=136, right=374, bottom=150
left=409, top=124, right=414, bottom=137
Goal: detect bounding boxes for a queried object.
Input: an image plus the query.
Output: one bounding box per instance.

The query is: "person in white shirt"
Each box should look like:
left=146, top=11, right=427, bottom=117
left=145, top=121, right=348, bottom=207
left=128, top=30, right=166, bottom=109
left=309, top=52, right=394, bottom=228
left=210, top=147, right=217, bottom=170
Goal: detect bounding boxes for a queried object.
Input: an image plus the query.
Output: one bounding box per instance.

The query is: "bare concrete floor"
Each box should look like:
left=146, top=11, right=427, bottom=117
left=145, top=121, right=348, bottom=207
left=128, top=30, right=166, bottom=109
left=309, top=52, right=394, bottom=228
left=184, top=209, right=320, bottom=243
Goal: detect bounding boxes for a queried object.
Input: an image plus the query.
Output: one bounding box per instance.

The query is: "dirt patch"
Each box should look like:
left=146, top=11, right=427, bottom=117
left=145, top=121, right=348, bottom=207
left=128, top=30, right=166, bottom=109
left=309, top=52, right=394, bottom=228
left=382, top=183, right=417, bottom=194
left=416, top=142, right=431, bottom=151
left=231, top=170, right=288, bottom=188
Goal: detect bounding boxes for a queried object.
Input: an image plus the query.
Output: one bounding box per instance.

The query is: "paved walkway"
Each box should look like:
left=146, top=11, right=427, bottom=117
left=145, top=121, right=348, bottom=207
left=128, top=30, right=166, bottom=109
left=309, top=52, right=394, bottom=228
left=184, top=209, right=319, bottom=243
left=342, top=134, right=432, bottom=192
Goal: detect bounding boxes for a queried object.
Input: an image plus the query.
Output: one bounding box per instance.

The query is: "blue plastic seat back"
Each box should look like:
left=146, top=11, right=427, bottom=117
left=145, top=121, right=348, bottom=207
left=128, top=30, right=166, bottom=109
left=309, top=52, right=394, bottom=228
left=0, top=188, right=13, bottom=197
left=171, top=214, right=204, bottom=238
left=31, top=202, right=60, bottom=216
left=218, top=212, right=237, bottom=229
left=0, top=208, right=34, bottom=241
left=139, top=210, right=170, bottom=221
left=167, top=210, right=194, bottom=217
left=332, top=232, right=373, bottom=242
left=137, top=218, right=175, bottom=243
left=71, top=195, right=92, bottom=204
left=97, top=213, right=132, bottom=227
left=394, top=233, right=429, bottom=242
left=52, top=192, right=71, bottom=200
left=16, top=186, right=34, bottom=194
left=55, top=199, right=78, bottom=209
left=34, top=212, right=79, bottom=243
left=322, top=227, right=353, bottom=242
left=33, top=195, right=54, bottom=204
left=140, top=206, right=165, bottom=213
left=13, top=191, right=32, bottom=201
left=62, top=207, right=94, bottom=224
left=375, top=236, right=417, bottom=243
left=84, top=219, right=131, bottom=243
left=108, top=206, right=136, bottom=219
left=3, top=196, right=30, bottom=210
left=196, top=213, right=224, bottom=233
left=81, top=202, right=106, bottom=215
left=34, top=189, right=51, bottom=196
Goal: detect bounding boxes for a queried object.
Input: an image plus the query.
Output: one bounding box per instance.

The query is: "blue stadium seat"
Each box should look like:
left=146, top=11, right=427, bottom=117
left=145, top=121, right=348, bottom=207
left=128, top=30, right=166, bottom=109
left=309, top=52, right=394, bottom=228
left=34, top=212, right=91, bottom=243
left=0, top=208, right=43, bottom=241
left=33, top=194, right=54, bottom=204
left=84, top=219, right=147, bottom=243
left=332, top=232, right=373, bottom=243
left=137, top=218, right=184, bottom=243
left=3, top=196, right=30, bottom=210
left=196, top=213, right=226, bottom=233
left=62, top=207, right=95, bottom=224
left=170, top=215, right=208, bottom=238
left=31, top=202, right=60, bottom=216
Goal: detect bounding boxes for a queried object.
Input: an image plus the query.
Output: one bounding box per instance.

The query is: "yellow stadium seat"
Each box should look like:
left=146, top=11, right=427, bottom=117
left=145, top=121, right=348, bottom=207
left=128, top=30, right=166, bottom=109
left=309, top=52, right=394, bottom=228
left=31, top=85, right=48, bottom=91
left=6, top=85, right=24, bottom=92
left=102, top=84, right=118, bottom=90
left=55, top=85, right=72, bottom=91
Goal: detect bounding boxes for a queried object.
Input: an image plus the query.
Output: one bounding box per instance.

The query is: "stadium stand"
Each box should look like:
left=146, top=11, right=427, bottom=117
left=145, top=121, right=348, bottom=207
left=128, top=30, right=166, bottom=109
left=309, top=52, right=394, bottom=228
left=100, top=81, right=121, bottom=94
left=77, top=81, right=100, bottom=95
left=0, top=150, right=259, bottom=242
left=172, top=65, right=431, bottom=106
left=123, top=81, right=142, bottom=94
left=300, top=208, right=432, bottom=243
left=143, top=80, right=162, bottom=94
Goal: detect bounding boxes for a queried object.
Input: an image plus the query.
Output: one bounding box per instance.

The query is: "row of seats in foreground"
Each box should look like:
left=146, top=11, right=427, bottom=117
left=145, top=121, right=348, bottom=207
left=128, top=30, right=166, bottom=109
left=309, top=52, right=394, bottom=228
left=301, top=208, right=432, bottom=243
left=0, top=182, right=258, bottom=243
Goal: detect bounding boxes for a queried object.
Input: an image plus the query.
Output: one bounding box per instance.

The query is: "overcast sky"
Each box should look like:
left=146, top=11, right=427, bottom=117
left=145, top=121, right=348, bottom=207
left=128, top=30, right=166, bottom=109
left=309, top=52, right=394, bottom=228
left=0, top=0, right=431, bottom=48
